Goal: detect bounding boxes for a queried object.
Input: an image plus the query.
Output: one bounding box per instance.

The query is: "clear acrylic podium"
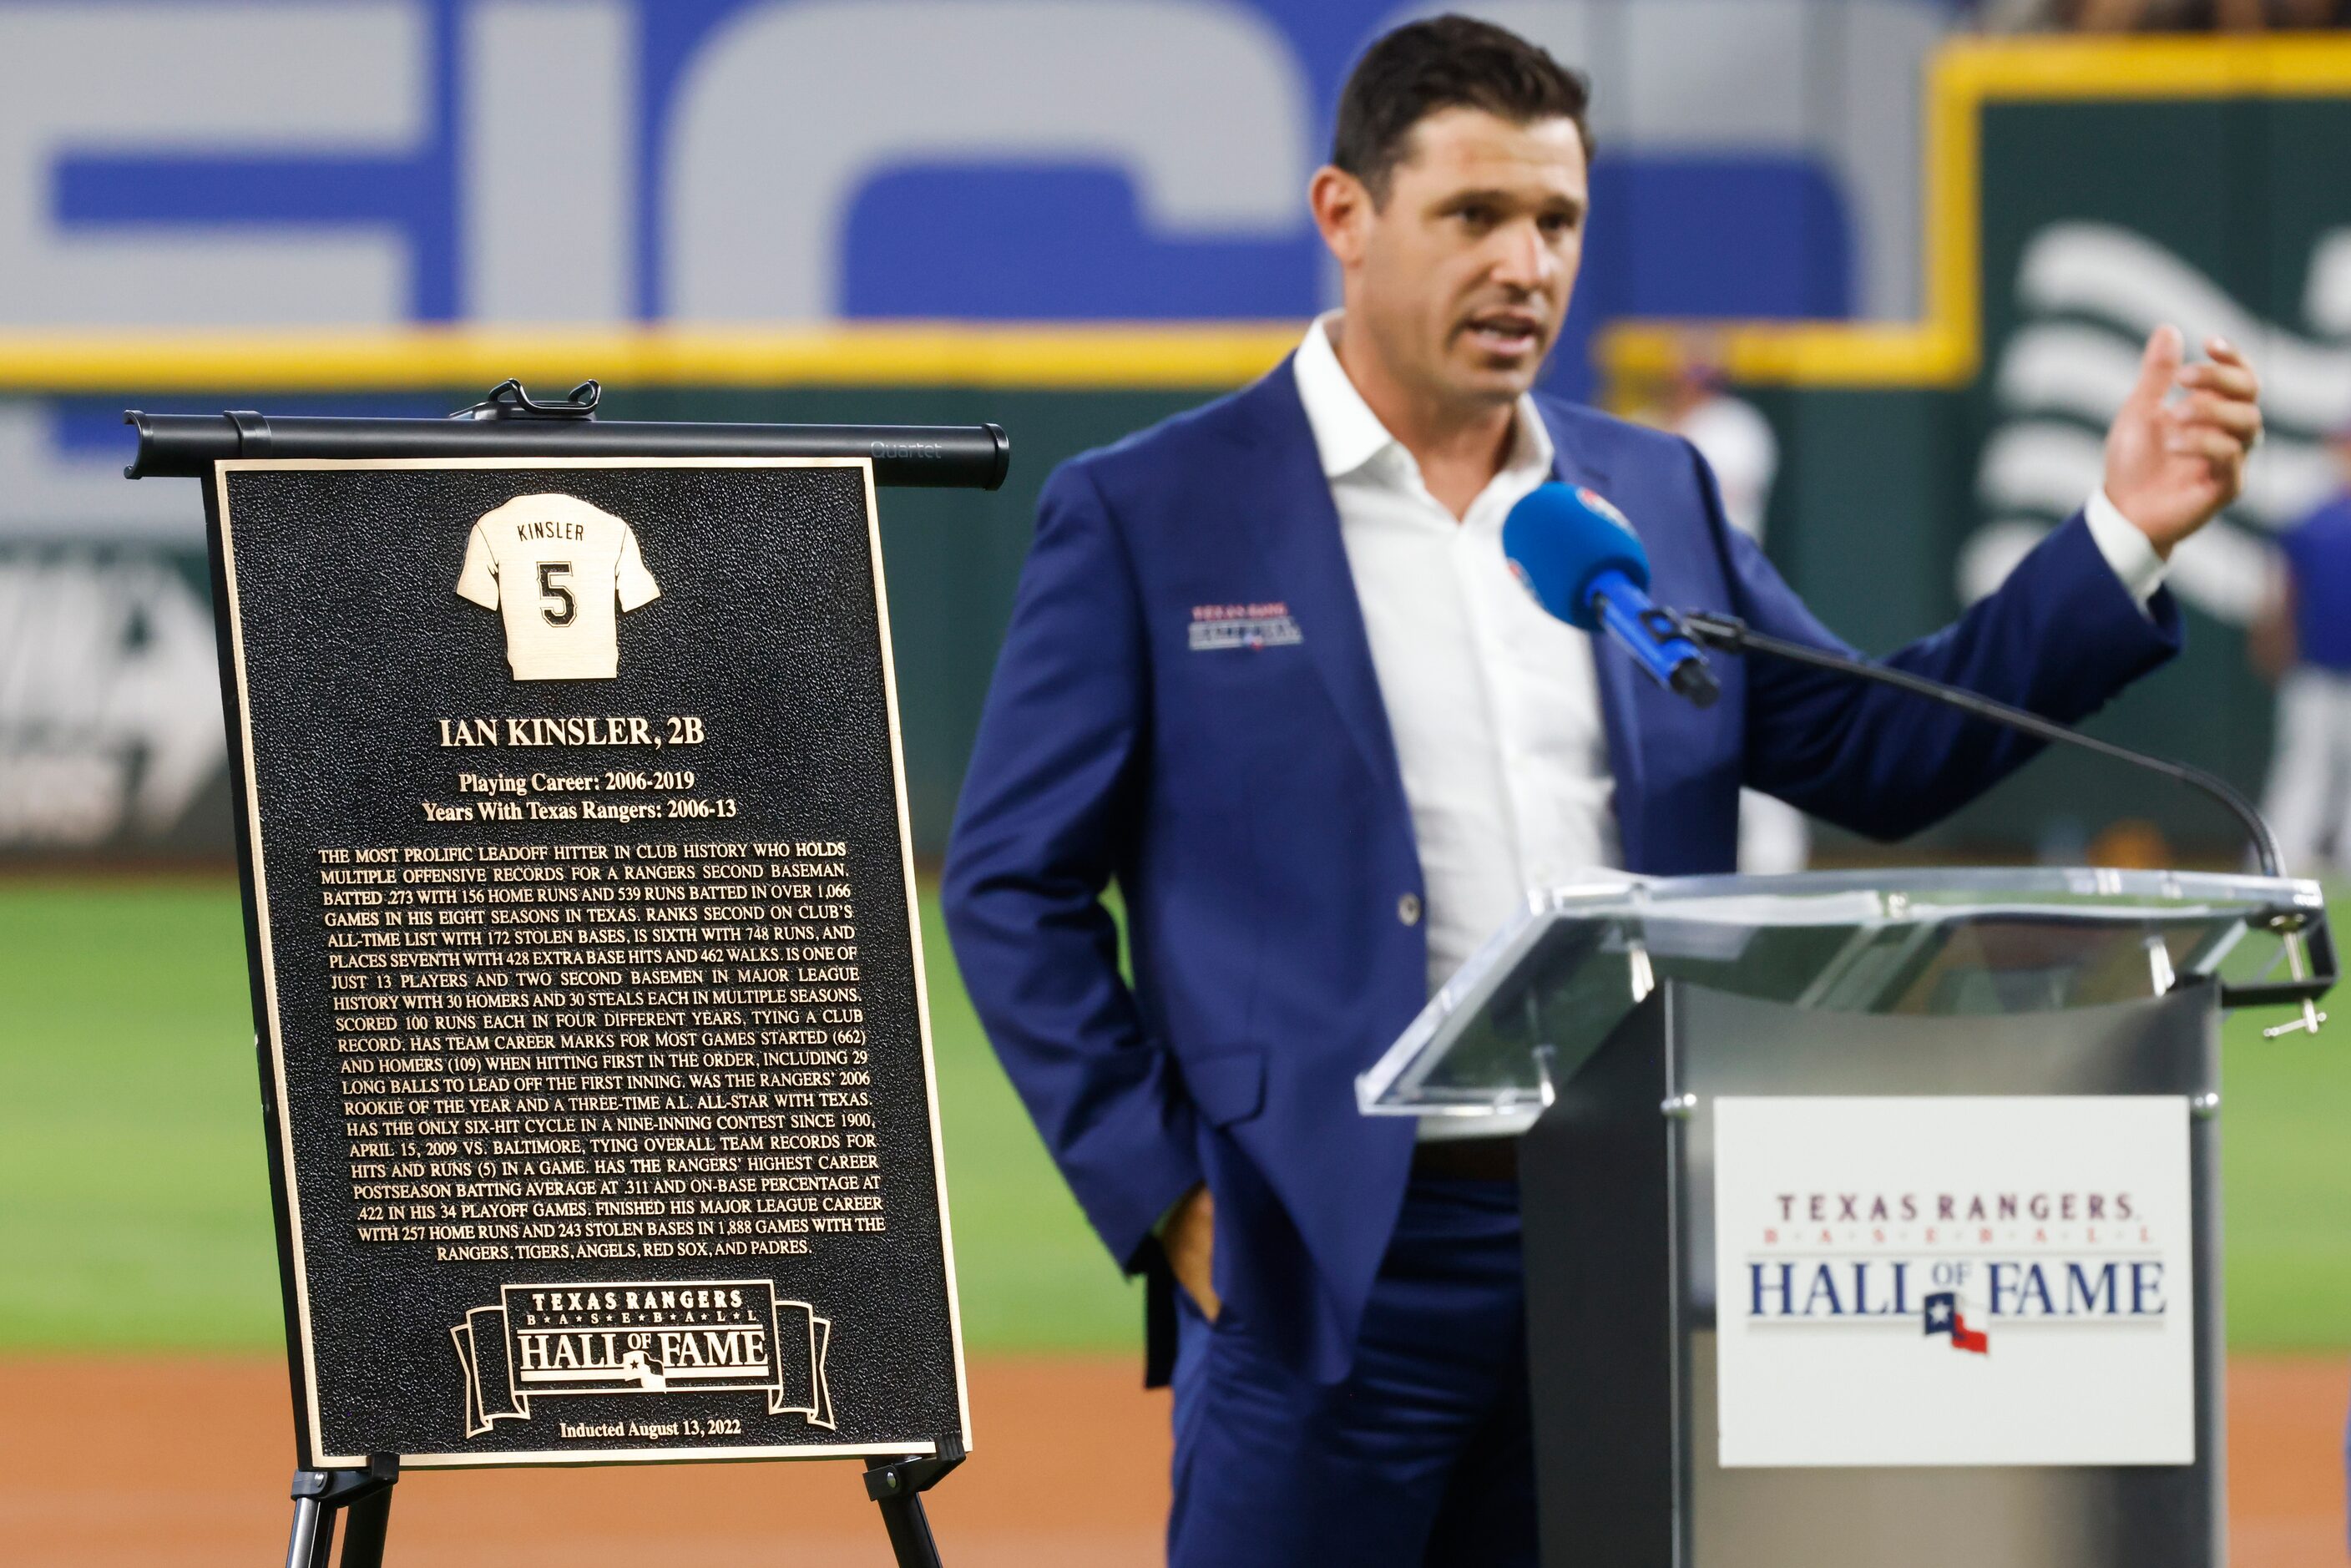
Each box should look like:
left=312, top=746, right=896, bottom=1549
left=1358, top=868, right=2333, bottom=1568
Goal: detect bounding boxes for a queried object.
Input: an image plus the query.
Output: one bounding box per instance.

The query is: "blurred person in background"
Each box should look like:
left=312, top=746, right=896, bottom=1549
left=944, top=15, right=2262, bottom=1565
left=1661, top=353, right=1810, bottom=874
left=2252, top=422, right=2351, bottom=875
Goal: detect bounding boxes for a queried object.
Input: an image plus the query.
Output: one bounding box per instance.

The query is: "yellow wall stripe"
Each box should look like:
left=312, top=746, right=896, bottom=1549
left=0, top=321, right=1304, bottom=395
left=8, top=37, right=2351, bottom=397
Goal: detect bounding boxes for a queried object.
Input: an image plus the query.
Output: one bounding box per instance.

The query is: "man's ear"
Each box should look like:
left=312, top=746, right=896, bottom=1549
left=1309, top=165, right=1371, bottom=270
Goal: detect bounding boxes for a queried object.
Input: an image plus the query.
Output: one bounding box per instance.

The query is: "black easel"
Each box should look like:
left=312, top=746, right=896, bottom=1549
left=283, top=1456, right=397, bottom=1568
left=280, top=1444, right=965, bottom=1568
left=865, top=1439, right=968, bottom=1567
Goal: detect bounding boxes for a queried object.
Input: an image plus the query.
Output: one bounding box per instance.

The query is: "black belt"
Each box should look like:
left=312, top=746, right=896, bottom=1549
left=1409, top=1136, right=1517, bottom=1182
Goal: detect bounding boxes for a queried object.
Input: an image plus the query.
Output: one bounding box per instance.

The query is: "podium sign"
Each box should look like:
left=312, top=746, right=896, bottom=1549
left=206, top=456, right=968, bottom=1469
left=1711, top=1095, right=2196, bottom=1469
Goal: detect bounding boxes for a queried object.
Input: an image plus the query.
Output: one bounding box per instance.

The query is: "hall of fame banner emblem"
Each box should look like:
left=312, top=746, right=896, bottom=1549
left=453, top=1278, right=835, bottom=1438
left=1711, top=1095, right=2194, bottom=1468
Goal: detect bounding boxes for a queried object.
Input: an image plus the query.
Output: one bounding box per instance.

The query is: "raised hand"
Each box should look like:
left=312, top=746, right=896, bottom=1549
left=2102, top=326, right=2263, bottom=557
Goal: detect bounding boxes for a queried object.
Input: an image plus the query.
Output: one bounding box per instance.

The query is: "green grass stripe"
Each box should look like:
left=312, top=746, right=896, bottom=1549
left=0, top=878, right=2343, bottom=1353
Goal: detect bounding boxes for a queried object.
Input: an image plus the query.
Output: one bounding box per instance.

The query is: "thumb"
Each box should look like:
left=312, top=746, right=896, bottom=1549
left=2125, top=324, right=2184, bottom=413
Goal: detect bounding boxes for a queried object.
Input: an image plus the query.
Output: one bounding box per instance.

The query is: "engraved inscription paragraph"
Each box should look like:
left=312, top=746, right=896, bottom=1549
left=319, top=840, right=880, bottom=1265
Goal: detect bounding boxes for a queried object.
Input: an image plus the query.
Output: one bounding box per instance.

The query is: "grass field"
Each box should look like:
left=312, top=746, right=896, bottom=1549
left=1, top=877, right=2346, bottom=1354
left=0, top=877, right=1133, bottom=1353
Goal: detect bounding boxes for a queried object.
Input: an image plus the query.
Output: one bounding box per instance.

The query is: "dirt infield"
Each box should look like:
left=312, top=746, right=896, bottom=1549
left=0, top=1354, right=2339, bottom=1565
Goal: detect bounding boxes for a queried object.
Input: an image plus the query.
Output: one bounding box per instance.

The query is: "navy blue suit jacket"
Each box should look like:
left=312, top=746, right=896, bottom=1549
left=941, top=360, right=2182, bottom=1385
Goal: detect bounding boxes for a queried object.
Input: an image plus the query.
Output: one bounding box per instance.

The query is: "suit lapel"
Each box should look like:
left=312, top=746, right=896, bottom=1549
left=1226, top=372, right=1651, bottom=870
left=1537, top=405, right=1647, bottom=871
left=1228, top=363, right=1412, bottom=819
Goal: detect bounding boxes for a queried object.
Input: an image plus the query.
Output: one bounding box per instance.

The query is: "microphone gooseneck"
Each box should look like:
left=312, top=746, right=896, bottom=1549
left=1678, top=610, right=2278, bottom=873
left=1680, top=609, right=2332, bottom=1030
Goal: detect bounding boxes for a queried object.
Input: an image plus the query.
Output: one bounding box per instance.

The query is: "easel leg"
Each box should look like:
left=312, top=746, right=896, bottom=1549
left=282, top=1456, right=397, bottom=1568
left=284, top=1495, right=329, bottom=1568
left=864, top=1439, right=965, bottom=1568
left=337, top=1487, right=395, bottom=1568
left=870, top=1488, right=945, bottom=1567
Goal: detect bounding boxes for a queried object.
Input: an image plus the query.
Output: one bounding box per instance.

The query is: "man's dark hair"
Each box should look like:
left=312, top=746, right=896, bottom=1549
left=1332, top=16, right=1591, bottom=205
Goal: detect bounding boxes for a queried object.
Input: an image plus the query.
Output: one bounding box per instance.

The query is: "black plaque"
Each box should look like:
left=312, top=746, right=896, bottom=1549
left=206, top=457, right=968, bottom=1469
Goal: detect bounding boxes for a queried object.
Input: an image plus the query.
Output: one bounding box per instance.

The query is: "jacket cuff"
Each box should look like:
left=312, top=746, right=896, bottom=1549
left=2042, top=510, right=2184, bottom=670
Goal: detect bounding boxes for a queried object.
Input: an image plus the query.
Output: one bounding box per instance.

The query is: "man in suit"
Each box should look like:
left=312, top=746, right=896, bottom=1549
left=942, top=16, right=2262, bottom=1565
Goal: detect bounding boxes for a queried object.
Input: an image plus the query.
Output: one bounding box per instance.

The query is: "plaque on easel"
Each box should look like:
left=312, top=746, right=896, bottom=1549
left=128, top=382, right=1009, bottom=1567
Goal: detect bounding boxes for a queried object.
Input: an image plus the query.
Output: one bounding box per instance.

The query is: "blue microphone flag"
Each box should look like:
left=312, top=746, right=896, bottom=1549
left=1503, top=481, right=1718, bottom=707
left=1501, top=483, right=1649, bottom=631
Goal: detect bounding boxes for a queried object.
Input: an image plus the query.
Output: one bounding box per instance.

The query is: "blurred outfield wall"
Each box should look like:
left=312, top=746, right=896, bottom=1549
left=10, top=14, right=2350, bottom=865
left=0, top=0, right=1948, bottom=861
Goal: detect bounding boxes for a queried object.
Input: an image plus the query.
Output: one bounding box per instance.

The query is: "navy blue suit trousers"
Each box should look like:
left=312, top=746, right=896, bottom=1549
left=1170, top=1177, right=1535, bottom=1568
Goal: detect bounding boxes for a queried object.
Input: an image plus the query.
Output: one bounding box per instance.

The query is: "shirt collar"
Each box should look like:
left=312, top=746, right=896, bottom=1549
left=1292, top=311, right=1555, bottom=485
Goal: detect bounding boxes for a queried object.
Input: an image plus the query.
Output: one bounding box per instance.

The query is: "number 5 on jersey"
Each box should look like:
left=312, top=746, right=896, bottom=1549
left=537, top=562, right=577, bottom=627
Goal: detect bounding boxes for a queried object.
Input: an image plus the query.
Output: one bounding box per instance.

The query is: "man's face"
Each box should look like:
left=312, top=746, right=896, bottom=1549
left=1339, top=107, right=1588, bottom=410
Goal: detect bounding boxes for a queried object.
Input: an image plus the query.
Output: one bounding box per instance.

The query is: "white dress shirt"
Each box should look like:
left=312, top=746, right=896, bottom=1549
left=1294, top=316, right=1618, bottom=1004
left=1292, top=314, right=2172, bottom=1027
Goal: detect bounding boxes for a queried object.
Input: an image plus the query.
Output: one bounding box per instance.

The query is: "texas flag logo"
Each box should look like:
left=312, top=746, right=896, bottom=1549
left=1923, top=1291, right=1990, bottom=1355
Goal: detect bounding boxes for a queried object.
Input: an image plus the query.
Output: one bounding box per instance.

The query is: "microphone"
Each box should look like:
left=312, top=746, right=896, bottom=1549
left=1502, top=483, right=1720, bottom=708
left=1676, top=608, right=2334, bottom=1033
